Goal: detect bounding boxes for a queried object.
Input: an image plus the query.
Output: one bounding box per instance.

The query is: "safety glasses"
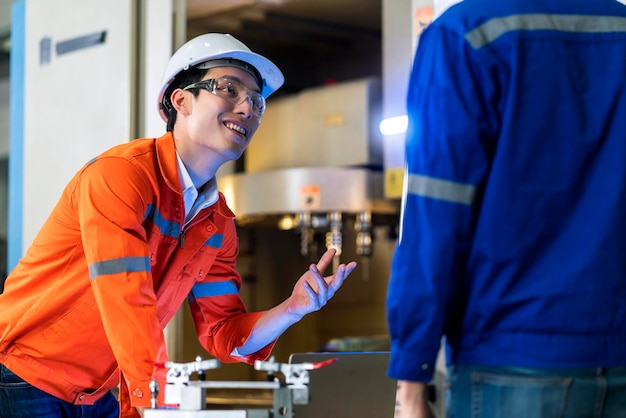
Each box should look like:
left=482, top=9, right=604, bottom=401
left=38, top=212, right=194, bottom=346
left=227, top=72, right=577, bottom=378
left=183, top=77, right=266, bottom=118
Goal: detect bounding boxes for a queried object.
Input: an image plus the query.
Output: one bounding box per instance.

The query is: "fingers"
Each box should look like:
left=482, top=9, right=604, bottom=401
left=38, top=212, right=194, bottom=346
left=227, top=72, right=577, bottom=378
left=307, top=260, right=357, bottom=303
left=326, top=262, right=357, bottom=297
left=331, top=261, right=357, bottom=290
left=302, top=280, right=319, bottom=305
left=314, top=248, right=337, bottom=274
left=297, top=259, right=357, bottom=313
left=309, top=264, right=329, bottom=303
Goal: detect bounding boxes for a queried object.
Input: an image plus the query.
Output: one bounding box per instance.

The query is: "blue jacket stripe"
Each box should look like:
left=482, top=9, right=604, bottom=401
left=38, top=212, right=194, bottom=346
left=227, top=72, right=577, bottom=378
left=205, top=234, right=224, bottom=248
left=88, top=256, right=151, bottom=281
left=143, top=203, right=153, bottom=220
left=189, top=281, right=238, bottom=301
left=151, top=207, right=181, bottom=238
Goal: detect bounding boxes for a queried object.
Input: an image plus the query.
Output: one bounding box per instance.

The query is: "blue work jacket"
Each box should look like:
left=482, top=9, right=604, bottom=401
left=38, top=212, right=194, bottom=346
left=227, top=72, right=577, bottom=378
left=387, top=0, right=626, bottom=382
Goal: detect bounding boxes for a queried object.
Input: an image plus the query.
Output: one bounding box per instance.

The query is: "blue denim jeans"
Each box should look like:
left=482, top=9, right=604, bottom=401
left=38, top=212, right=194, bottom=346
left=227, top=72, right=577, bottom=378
left=446, top=365, right=626, bottom=418
left=0, top=364, right=119, bottom=418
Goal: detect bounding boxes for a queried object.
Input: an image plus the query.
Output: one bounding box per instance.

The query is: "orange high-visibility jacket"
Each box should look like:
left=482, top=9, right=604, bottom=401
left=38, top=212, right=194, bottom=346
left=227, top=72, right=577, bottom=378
left=0, top=133, right=273, bottom=415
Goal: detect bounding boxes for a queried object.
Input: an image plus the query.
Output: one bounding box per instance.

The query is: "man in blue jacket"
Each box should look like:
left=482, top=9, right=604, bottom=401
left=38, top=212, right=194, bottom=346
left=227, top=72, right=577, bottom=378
left=387, top=0, right=626, bottom=416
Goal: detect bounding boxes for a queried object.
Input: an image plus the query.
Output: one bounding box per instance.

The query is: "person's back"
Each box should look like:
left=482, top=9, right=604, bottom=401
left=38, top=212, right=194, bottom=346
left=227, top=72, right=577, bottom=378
left=442, top=0, right=626, bottom=368
left=387, top=0, right=626, bottom=416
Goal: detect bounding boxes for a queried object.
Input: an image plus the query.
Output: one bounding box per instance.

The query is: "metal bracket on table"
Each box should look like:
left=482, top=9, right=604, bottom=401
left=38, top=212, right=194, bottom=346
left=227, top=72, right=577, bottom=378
left=144, top=355, right=337, bottom=418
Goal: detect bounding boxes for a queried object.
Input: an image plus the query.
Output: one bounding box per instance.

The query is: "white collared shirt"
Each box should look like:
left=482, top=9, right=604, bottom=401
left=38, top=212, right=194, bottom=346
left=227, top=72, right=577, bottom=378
left=176, top=152, right=219, bottom=225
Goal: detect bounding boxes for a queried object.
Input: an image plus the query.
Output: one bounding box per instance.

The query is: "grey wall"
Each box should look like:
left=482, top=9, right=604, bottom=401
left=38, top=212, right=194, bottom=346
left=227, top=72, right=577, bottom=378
left=1, top=0, right=16, bottom=279
left=0, top=0, right=14, bottom=29
left=0, top=79, right=8, bottom=158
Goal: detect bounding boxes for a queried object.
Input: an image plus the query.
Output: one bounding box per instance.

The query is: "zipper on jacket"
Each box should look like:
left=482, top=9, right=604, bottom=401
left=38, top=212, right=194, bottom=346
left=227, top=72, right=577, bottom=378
left=179, top=208, right=209, bottom=249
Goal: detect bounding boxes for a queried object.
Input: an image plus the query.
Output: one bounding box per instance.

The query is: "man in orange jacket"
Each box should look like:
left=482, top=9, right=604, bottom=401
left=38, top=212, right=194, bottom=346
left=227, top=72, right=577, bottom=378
left=0, top=33, right=356, bottom=418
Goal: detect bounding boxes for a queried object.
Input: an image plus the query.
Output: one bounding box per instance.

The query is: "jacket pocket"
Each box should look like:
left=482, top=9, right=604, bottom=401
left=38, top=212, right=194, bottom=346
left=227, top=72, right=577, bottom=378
left=41, top=297, right=98, bottom=342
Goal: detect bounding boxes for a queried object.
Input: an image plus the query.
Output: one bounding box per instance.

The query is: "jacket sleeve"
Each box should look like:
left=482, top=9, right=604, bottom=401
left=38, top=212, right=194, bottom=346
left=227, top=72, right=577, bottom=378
left=73, top=156, right=167, bottom=408
left=188, top=216, right=275, bottom=364
left=386, top=22, right=500, bottom=382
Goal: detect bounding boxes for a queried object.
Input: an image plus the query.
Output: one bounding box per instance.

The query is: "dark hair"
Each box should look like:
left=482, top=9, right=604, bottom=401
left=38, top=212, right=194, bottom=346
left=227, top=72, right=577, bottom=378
left=162, top=68, right=208, bottom=132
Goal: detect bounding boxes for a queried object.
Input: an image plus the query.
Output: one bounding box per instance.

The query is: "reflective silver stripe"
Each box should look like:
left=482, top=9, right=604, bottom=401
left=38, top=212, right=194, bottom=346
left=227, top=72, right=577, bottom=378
left=89, top=256, right=150, bottom=281
left=466, top=14, right=626, bottom=49
left=407, top=174, right=476, bottom=205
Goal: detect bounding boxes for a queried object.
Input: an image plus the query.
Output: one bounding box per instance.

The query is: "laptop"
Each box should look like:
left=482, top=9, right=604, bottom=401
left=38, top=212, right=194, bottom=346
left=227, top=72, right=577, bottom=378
left=288, top=351, right=397, bottom=418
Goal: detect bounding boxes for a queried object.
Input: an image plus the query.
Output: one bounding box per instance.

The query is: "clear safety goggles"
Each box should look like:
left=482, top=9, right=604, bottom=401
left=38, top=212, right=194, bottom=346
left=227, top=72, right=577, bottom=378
left=183, top=77, right=266, bottom=118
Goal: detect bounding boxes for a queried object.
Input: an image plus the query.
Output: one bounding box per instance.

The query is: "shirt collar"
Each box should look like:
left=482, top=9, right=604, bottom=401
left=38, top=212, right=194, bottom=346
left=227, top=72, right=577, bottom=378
left=176, top=152, right=219, bottom=221
left=176, top=152, right=196, bottom=194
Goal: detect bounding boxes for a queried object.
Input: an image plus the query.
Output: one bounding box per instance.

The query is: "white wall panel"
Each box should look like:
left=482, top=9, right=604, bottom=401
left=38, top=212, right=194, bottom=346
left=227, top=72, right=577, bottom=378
left=21, top=0, right=135, bottom=251
left=141, top=0, right=172, bottom=138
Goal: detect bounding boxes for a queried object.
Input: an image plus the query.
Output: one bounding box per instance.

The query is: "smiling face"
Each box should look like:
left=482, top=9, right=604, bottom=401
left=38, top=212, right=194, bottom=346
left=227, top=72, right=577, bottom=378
left=171, top=66, right=263, bottom=173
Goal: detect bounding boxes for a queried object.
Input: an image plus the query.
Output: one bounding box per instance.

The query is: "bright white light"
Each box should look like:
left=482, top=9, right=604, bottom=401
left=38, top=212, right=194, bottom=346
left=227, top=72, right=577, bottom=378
left=379, top=115, right=408, bottom=136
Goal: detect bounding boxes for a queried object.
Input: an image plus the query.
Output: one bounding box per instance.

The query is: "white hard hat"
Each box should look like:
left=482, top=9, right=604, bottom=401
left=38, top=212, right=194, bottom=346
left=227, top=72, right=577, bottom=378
left=157, top=33, right=285, bottom=122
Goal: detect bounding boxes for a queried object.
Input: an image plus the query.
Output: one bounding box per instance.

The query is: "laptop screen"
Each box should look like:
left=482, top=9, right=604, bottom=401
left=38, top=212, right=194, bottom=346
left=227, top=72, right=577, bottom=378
left=288, top=351, right=398, bottom=418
